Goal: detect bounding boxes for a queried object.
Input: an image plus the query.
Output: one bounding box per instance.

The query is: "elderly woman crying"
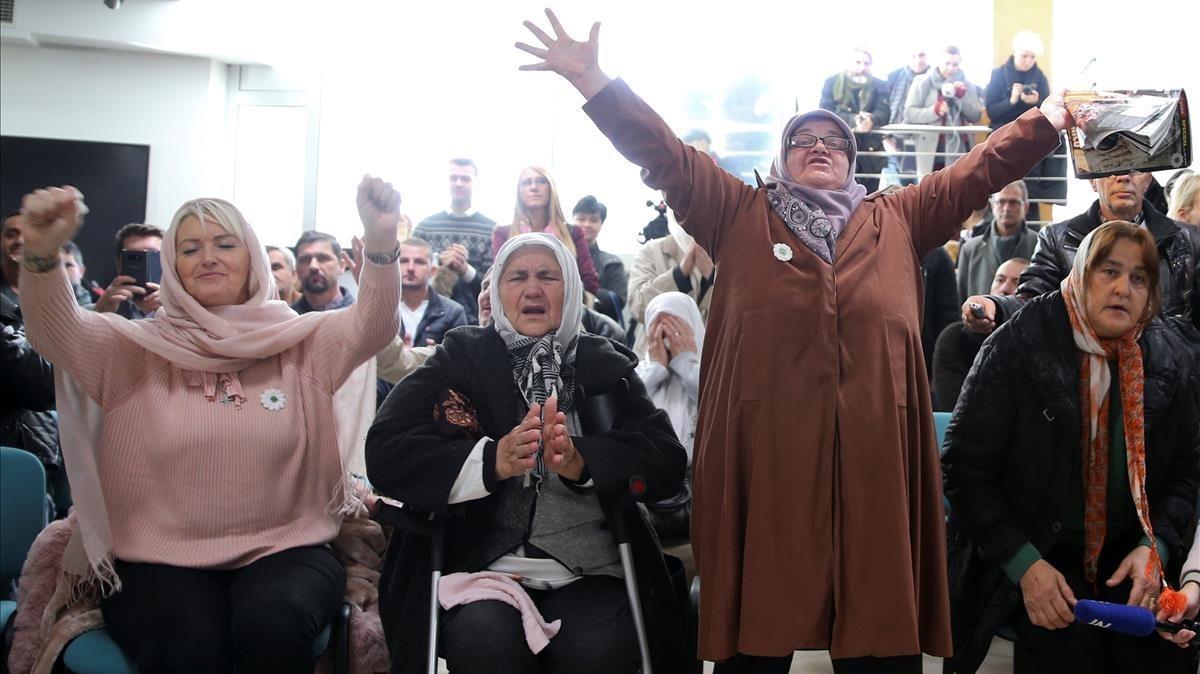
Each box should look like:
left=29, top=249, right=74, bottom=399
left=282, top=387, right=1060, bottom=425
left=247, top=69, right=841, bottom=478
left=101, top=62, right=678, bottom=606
left=366, top=232, right=688, bottom=674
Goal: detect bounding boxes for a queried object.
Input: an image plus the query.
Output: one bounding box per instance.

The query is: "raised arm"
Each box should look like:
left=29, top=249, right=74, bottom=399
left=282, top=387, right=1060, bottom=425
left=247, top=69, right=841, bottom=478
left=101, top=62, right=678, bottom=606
left=516, top=9, right=756, bottom=261
left=308, top=176, right=402, bottom=391
left=885, top=95, right=1070, bottom=258
left=18, top=187, right=146, bottom=405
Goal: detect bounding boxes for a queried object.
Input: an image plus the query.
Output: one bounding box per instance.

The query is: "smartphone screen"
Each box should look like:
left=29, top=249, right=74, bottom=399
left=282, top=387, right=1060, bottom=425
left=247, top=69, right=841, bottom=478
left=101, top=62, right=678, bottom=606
left=119, top=249, right=162, bottom=288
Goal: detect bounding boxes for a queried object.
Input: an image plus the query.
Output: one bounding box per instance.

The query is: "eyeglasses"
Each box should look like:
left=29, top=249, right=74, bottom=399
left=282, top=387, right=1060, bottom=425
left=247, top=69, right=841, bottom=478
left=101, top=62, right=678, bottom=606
left=519, top=176, right=551, bottom=188
left=787, top=134, right=851, bottom=152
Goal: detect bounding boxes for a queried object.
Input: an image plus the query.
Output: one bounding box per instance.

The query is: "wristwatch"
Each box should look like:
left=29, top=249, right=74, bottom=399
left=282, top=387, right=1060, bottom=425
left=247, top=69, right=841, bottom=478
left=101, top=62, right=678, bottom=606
left=366, top=243, right=401, bottom=265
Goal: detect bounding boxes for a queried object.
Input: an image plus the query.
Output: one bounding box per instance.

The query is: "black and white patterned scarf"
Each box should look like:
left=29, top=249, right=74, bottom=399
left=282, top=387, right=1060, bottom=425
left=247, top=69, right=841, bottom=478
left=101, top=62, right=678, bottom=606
left=490, top=233, right=584, bottom=483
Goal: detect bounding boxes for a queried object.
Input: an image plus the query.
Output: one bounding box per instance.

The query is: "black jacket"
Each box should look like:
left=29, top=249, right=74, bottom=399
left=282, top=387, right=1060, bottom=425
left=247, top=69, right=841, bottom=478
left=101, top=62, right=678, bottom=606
left=404, top=290, right=468, bottom=346
left=994, top=200, right=1200, bottom=329
left=942, top=292, right=1199, bottom=673
left=0, top=292, right=61, bottom=468
left=984, top=57, right=1050, bottom=130
left=590, top=243, right=629, bottom=307
left=931, top=322, right=986, bottom=413
left=582, top=306, right=626, bottom=343
left=923, top=247, right=960, bottom=376
left=366, top=327, right=688, bottom=673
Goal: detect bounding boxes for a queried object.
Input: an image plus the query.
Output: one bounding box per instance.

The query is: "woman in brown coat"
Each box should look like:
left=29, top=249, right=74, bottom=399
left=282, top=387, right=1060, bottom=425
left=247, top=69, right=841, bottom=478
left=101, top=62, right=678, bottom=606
left=516, top=10, right=1074, bottom=673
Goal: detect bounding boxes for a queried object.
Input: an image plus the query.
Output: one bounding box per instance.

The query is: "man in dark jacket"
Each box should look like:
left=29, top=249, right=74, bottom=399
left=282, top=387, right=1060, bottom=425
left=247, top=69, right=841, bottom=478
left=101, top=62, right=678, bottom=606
left=1, top=289, right=68, bottom=516
left=572, top=195, right=628, bottom=326
left=963, top=172, right=1200, bottom=333
left=932, top=257, right=1029, bottom=411
left=922, top=246, right=959, bottom=377
left=398, top=238, right=467, bottom=346
left=819, top=48, right=890, bottom=192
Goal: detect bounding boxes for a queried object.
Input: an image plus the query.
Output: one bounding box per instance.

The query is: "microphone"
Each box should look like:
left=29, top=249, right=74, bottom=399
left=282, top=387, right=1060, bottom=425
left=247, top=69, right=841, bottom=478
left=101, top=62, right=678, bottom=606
left=1075, top=599, right=1198, bottom=637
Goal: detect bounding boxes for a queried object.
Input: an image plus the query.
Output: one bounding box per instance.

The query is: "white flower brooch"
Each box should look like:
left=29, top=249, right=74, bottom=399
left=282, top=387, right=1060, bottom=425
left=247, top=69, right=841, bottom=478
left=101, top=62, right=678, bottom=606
left=773, top=243, right=794, bottom=262
left=260, top=388, right=287, bottom=412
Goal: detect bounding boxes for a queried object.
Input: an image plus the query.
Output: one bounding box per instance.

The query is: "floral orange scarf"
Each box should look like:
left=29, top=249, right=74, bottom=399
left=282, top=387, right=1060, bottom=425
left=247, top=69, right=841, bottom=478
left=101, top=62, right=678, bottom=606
left=1060, top=228, right=1167, bottom=595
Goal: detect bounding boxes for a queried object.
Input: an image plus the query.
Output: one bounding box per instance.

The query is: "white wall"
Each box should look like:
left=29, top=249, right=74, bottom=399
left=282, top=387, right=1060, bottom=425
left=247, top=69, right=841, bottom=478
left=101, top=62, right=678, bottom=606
left=0, top=44, right=229, bottom=227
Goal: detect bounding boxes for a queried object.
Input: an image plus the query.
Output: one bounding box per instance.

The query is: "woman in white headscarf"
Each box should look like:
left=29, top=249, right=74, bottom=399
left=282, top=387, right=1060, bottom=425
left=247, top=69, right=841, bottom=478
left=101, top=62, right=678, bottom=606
left=636, top=291, right=704, bottom=460
left=366, top=232, right=687, bottom=674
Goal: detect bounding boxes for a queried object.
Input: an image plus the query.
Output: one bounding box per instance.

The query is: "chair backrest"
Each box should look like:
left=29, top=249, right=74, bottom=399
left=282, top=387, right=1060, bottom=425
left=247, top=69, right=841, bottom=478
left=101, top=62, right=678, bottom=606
left=1, top=447, right=48, bottom=584
left=932, top=412, right=952, bottom=456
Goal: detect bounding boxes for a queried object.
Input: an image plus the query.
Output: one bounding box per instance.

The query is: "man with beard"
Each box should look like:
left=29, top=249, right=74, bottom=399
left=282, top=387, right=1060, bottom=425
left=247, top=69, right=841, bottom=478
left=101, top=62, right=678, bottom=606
left=397, top=238, right=466, bottom=347
left=292, top=231, right=355, bottom=314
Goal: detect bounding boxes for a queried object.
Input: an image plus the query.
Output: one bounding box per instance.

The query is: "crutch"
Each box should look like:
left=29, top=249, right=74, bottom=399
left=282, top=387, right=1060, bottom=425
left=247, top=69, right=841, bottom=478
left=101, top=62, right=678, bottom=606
left=608, top=475, right=654, bottom=674
left=370, top=499, right=443, bottom=674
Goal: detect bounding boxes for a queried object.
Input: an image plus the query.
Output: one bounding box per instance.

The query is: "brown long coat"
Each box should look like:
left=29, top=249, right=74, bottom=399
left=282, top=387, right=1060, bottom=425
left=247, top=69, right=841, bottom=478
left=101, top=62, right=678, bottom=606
left=584, top=79, right=1062, bottom=661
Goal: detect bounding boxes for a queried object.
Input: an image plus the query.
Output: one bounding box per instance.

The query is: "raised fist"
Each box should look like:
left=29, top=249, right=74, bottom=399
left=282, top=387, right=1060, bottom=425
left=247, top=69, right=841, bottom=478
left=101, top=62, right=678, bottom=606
left=355, top=175, right=401, bottom=254
left=19, top=186, right=87, bottom=270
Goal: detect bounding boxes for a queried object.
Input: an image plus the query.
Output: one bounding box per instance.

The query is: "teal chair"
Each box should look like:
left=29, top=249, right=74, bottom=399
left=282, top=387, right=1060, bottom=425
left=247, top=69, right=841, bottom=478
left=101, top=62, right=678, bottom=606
left=932, top=412, right=952, bottom=455
left=1, top=447, right=49, bottom=641
left=62, top=600, right=349, bottom=674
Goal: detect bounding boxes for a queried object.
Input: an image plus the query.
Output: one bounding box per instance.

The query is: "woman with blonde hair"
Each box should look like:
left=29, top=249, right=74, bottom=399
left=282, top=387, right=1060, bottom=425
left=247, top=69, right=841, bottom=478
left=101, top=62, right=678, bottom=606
left=492, top=165, right=601, bottom=293
left=16, top=176, right=403, bottom=673
left=1167, top=172, right=1200, bottom=226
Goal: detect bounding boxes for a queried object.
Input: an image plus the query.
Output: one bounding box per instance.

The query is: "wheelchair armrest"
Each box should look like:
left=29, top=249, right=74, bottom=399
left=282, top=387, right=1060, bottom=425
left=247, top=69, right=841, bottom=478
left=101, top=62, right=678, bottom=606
left=368, top=499, right=440, bottom=538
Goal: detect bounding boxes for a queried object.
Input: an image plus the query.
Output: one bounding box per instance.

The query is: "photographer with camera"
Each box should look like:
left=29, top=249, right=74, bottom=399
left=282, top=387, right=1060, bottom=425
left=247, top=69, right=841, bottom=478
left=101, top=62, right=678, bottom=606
left=985, top=31, right=1050, bottom=130
left=905, top=45, right=983, bottom=172
left=93, top=223, right=164, bottom=319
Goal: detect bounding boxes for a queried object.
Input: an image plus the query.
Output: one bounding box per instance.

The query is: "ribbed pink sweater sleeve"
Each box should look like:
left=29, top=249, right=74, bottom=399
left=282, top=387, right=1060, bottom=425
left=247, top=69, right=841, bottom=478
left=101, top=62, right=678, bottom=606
left=306, top=257, right=401, bottom=391
left=20, top=264, right=147, bottom=405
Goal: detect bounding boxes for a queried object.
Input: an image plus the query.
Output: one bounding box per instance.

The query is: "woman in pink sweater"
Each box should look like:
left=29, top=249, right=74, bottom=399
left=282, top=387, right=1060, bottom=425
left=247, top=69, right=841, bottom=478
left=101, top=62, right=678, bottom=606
left=17, top=178, right=402, bottom=674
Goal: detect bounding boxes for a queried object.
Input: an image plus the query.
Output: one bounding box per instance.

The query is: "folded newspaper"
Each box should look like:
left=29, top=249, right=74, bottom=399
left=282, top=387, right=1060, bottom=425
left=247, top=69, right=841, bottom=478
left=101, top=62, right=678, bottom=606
left=1064, top=89, right=1191, bottom=179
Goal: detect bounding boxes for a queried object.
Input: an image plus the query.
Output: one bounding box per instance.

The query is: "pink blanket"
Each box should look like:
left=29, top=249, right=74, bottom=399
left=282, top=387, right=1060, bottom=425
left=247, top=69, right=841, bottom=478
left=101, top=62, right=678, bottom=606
left=438, top=571, right=562, bottom=654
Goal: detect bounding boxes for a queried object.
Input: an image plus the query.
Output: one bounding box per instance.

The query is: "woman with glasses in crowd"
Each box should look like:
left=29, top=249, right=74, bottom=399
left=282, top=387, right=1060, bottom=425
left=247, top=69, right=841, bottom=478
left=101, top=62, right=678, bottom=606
left=492, top=165, right=601, bottom=294
left=15, top=178, right=402, bottom=674
left=514, top=9, right=1074, bottom=673
left=944, top=222, right=1198, bottom=673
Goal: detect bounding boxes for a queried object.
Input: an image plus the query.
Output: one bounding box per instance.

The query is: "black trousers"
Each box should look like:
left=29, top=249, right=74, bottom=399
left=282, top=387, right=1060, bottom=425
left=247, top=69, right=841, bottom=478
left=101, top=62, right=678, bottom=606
left=1010, top=538, right=1193, bottom=674
left=713, top=652, right=922, bottom=674
left=440, top=575, right=639, bottom=674
left=100, top=545, right=346, bottom=674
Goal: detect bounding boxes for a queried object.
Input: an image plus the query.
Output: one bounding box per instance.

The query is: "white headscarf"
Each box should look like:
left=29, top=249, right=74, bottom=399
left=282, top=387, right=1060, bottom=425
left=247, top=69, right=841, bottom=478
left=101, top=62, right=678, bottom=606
left=490, top=232, right=585, bottom=481
left=490, top=232, right=583, bottom=350
left=637, top=292, right=705, bottom=460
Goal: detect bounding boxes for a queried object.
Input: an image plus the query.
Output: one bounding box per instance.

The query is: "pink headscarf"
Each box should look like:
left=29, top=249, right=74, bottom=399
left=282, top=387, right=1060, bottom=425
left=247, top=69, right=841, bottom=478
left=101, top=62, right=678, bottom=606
left=56, top=198, right=359, bottom=594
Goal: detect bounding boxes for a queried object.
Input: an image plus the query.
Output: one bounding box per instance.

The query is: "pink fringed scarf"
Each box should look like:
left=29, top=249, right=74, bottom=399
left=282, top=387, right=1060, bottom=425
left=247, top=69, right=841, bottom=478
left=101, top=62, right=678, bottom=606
left=54, top=198, right=366, bottom=597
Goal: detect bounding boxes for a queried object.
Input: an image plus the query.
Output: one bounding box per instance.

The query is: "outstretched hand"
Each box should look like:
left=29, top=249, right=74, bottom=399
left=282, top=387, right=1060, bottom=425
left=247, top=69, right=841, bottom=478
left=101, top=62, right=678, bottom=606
left=516, top=8, right=611, bottom=99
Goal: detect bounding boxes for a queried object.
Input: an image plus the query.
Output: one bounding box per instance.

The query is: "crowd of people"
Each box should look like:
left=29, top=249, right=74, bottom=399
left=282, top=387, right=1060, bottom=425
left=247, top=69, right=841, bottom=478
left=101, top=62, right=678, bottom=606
left=3, top=8, right=1200, bottom=674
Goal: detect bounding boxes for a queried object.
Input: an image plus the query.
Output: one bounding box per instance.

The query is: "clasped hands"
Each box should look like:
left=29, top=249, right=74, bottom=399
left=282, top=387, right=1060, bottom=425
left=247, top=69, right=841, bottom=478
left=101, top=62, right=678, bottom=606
left=495, top=395, right=584, bottom=483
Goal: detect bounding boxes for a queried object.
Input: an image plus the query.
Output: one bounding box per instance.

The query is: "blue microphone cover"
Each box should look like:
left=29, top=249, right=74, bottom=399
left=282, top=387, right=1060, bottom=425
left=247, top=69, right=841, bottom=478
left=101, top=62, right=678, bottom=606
left=1074, top=599, right=1157, bottom=637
